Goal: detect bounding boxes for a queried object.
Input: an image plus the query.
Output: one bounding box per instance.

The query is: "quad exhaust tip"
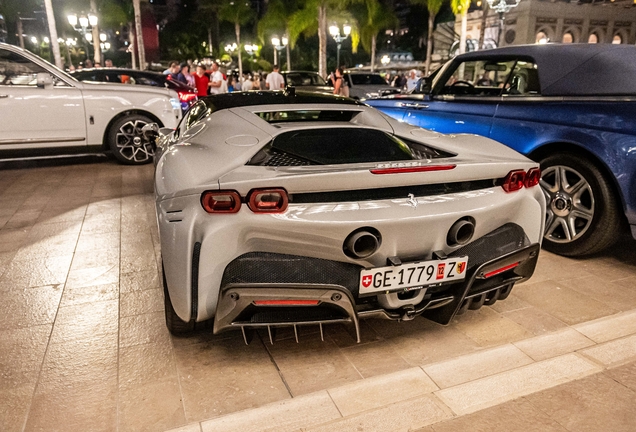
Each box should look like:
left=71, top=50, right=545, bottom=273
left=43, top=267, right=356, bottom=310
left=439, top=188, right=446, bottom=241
left=447, top=217, right=475, bottom=247
left=343, top=228, right=382, bottom=259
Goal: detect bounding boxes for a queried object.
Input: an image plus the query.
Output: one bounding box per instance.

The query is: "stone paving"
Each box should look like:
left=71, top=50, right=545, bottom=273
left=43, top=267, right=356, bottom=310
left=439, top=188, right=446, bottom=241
left=0, top=157, right=635, bottom=432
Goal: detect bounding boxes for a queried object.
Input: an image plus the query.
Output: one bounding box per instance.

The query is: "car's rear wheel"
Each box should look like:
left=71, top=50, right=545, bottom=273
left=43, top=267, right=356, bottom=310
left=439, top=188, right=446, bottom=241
left=162, top=263, right=195, bottom=335
left=539, top=152, right=622, bottom=256
left=108, top=114, right=155, bottom=165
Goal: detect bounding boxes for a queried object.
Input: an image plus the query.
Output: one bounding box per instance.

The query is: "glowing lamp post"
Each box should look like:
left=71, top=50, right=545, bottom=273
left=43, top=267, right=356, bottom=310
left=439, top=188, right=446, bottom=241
left=329, top=23, right=351, bottom=68
left=486, top=0, right=521, bottom=47
left=271, top=36, right=288, bottom=67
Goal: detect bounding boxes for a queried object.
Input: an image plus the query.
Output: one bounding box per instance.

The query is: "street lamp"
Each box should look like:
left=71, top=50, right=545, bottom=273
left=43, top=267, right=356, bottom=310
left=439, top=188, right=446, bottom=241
left=380, top=55, right=390, bottom=66
left=486, top=0, right=521, bottom=47
left=271, top=35, right=288, bottom=67
left=329, top=23, right=351, bottom=68
left=68, top=12, right=97, bottom=62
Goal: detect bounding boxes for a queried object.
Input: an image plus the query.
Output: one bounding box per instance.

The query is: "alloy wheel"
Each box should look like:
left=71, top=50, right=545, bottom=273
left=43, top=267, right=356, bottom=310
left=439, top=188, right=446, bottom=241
left=540, top=165, right=595, bottom=243
left=115, top=119, right=154, bottom=163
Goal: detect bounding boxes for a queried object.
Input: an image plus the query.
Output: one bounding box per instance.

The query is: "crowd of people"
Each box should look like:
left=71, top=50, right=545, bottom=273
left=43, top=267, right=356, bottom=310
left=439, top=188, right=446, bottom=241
left=162, top=60, right=287, bottom=97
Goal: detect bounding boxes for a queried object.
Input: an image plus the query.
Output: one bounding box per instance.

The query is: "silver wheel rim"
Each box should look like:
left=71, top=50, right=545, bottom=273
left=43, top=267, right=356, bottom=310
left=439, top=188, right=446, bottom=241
left=540, top=165, right=595, bottom=244
left=115, top=119, right=154, bottom=163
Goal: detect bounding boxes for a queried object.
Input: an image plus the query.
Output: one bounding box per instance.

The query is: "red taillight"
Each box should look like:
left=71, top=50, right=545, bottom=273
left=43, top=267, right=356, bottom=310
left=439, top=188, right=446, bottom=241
left=201, top=190, right=241, bottom=213
left=525, top=167, right=541, bottom=188
left=483, top=262, right=520, bottom=278
left=370, top=164, right=456, bottom=175
left=248, top=188, right=288, bottom=213
left=502, top=170, right=526, bottom=193
left=178, top=91, right=197, bottom=104
left=253, top=300, right=320, bottom=306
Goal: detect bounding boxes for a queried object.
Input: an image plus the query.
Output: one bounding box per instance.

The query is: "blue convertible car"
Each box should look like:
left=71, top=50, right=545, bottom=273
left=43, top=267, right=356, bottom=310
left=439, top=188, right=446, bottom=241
left=366, top=44, right=636, bottom=257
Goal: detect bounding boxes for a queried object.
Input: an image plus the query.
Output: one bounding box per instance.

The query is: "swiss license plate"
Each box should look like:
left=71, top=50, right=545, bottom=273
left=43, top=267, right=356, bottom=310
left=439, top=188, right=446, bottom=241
left=359, top=256, right=468, bottom=295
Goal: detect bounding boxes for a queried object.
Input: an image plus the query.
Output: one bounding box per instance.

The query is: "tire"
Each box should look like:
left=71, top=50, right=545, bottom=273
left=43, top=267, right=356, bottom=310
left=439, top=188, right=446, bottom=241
left=162, top=263, right=195, bottom=335
left=107, top=114, right=155, bottom=165
left=539, top=152, right=622, bottom=256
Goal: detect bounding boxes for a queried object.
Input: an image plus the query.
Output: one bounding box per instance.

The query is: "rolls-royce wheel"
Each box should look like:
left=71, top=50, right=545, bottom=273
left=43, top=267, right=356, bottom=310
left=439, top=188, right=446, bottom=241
left=108, top=114, right=155, bottom=165
left=539, top=152, right=622, bottom=256
left=162, top=264, right=195, bottom=335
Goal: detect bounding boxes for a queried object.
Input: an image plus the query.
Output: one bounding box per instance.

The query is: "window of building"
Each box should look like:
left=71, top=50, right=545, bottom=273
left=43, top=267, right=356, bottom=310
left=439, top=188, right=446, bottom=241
left=536, top=31, right=549, bottom=44
left=562, top=32, right=573, bottom=44
left=588, top=33, right=598, bottom=43
left=612, top=34, right=622, bottom=44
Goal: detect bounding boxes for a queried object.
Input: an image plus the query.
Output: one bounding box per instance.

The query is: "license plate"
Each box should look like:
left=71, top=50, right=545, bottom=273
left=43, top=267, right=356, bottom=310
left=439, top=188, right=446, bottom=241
left=359, top=256, right=468, bottom=295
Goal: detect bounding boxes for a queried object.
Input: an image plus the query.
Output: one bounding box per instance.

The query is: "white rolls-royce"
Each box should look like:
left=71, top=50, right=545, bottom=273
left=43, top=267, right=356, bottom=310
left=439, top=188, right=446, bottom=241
left=0, top=43, right=181, bottom=164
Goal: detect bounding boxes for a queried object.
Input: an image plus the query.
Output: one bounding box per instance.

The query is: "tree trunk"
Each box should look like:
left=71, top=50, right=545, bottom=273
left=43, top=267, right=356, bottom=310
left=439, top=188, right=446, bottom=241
left=90, top=0, right=101, bottom=64
left=43, top=0, right=63, bottom=69
left=129, top=22, right=137, bottom=70
left=371, top=34, right=376, bottom=72
left=459, top=11, right=467, bottom=55
left=425, top=12, right=435, bottom=75
left=208, top=27, right=213, bottom=55
left=133, top=0, right=146, bottom=70
left=17, top=17, right=24, bottom=49
left=478, top=3, right=488, bottom=50
left=235, top=22, right=243, bottom=79
left=285, top=39, right=291, bottom=71
left=318, top=4, right=327, bottom=78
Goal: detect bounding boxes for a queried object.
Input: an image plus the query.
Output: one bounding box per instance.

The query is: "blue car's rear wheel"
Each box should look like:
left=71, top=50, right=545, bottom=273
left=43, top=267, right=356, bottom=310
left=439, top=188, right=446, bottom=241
left=539, top=153, right=622, bottom=256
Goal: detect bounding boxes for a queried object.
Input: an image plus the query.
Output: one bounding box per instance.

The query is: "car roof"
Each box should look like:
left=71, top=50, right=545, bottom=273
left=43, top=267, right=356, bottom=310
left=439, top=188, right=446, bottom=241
left=280, top=71, right=321, bottom=75
left=455, top=43, right=636, bottom=96
left=199, top=90, right=361, bottom=110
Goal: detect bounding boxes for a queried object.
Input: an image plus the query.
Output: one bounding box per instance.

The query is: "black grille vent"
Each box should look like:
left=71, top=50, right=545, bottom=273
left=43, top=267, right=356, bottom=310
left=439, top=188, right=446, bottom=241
left=264, top=150, right=313, bottom=167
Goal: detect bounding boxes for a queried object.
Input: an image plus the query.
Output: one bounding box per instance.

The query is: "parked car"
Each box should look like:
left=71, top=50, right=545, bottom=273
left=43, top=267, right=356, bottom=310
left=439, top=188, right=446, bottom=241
left=150, top=90, right=544, bottom=341
left=71, top=67, right=197, bottom=112
left=280, top=70, right=333, bottom=93
left=0, top=43, right=182, bottom=164
left=365, top=44, right=636, bottom=256
left=342, top=71, right=400, bottom=99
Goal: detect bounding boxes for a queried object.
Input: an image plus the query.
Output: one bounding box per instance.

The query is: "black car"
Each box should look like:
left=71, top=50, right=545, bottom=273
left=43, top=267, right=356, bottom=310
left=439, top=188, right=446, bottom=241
left=71, top=68, right=197, bottom=111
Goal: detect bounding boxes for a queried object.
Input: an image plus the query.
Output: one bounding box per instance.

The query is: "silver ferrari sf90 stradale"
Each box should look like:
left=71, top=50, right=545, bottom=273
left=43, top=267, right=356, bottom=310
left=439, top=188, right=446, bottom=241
left=151, top=91, right=545, bottom=343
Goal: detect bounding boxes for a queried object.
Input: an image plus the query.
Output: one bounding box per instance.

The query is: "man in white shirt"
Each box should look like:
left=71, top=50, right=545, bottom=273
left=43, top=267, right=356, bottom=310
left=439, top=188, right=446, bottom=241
left=265, top=65, right=285, bottom=90
left=209, top=62, right=225, bottom=94
left=406, top=70, right=419, bottom=92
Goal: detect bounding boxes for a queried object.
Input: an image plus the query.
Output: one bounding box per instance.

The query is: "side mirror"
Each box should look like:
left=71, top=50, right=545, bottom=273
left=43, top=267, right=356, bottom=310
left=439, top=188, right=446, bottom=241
left=142, top=123, right=160, bottom=142
left=416, top=77, right=433, bottom=94
left=36, top=72, right=53, bottom=89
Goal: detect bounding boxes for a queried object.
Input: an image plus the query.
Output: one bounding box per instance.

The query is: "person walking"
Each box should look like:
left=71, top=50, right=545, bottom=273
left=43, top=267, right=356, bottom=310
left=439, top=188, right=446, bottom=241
left=265, top=65, right=285, bottom=90
left=193, top=64, right=210, bottom=97
left=242, top=74, right=254, bottom=91
left=208, top=62, right=225, bottom=94
left=177, top=63, right=195, bottom=87
left=332, top=68, right=349, bottom=97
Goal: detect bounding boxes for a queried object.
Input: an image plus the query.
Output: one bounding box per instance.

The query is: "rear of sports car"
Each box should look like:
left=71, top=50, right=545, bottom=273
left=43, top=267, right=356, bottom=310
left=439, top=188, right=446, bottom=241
left=155, top=96, right=545, bottom=342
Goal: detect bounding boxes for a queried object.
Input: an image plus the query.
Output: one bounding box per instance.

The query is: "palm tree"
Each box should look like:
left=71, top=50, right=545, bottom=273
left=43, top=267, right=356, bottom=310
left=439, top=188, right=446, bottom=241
left=43, top=0, right=62, bottom=68
left=198, top=0, right=224, bottom=57
left=132, top=0, right=146, bottom=69
left=258, top=0, right=299, bottom=70
left=219, top=0, right=256, bottom=79
left=358, top=0, right=397, bottom=72
left=451, top=0, right=470, bottom=56
left=409, top=0, right=444, bottom=75
left=289, top=0, right=362, bottom=78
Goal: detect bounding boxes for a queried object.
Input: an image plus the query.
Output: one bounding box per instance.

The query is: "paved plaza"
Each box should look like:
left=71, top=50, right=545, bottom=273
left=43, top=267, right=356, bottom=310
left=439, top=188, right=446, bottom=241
left=0, top=157, right=635, bottom=432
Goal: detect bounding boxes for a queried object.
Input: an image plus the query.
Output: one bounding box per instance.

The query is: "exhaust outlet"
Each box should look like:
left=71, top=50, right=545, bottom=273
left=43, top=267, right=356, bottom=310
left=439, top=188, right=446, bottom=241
left=344, top=228, right=381, bottom=259
left=447, top=218, right=475, bottom=247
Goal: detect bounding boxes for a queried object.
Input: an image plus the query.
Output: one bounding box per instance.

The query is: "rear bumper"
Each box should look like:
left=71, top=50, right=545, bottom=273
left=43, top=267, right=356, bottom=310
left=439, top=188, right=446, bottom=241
left=212, top=223, right=540, bottom=341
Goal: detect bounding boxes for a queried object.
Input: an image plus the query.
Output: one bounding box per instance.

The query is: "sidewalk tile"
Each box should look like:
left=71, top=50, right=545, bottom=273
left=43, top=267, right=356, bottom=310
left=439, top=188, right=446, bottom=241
left=423, top=344, right=533, bottom=389
left=513, top=328, right=595, bottom=361
left=573, top=310, right=636, bottom=343
left=435, top=353, right=601, bottom=415
left=200, top=391, right=340, bottom=432
left=579, top=334, right=636, bottom=367
left=328, top=367, right=438, bottom=417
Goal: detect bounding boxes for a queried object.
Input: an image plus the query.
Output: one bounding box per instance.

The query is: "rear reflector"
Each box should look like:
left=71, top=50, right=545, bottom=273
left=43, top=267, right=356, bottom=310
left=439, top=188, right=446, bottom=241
left=502, top=170, right=526, bottom=193
left=248, top=188, right=289, bottom=213
left=201, top=190, right=241, bottom=213
left=253, top=300, right=320, bottom=306
left=484, top=262, right=520, bottom=278
left=370, top=164, right=456, bottom=175
left=525, top=167, right=541, bottom=188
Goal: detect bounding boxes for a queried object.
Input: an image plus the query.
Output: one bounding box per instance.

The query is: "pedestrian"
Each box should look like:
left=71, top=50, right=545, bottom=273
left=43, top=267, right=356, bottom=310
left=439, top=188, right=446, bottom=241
left=332, top=67, right=349, bottom=97
left=265, top=65, right=285, bottom=90
left=253, top=73, right=262, bottom=90
left=208, top=62, right=225, bottom=94
left=242, top=74, right=254, bottom=91
left=177, top=63, right=195, bottom=87
left=163, top=61, right=178, bottom=75
left=405, top=70, right=419, bottom=91
left=104, top=59, right=113, bottom=68
left=85, top=59, right=94, bottom=68
left=193, top=64, right=210, bottom=97
left=227, top=75, right=235, bottom=92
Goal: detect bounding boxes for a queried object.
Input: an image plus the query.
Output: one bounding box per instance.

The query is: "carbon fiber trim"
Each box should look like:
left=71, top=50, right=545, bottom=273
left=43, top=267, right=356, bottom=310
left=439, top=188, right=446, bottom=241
left=192, top=242, right=201, bottom=321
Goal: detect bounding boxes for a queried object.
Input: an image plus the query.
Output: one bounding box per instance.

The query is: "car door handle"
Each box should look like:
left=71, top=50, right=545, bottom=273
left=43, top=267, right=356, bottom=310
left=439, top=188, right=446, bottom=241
left=399, top=102, right=428, bottom=109
left=0, top=95, right=8, bottom=98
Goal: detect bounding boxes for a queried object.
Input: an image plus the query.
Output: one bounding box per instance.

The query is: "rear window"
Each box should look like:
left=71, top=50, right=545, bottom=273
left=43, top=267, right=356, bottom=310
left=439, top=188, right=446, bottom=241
left=349, top=74, right=387, bottom=85
left=248, top=128, right=452, bottom=166
left=257, top=110, right=356, bottom=123
left=284, top=73, right=327, bottom=86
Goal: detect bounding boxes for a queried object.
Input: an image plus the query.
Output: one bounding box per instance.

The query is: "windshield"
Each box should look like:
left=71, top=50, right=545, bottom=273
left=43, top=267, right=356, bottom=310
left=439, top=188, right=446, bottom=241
left=284, top=72, right=327, bottom=86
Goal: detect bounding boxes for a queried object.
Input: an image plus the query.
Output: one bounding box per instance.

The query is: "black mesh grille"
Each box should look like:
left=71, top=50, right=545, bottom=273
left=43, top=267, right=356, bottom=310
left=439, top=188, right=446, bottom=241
left=449, top=223, right=530, bottom=272
left=264, top=150, right=313, bottom=167
left=221, top=252, right=362, bottom=296
left=244, top=306, right=348, bottom=323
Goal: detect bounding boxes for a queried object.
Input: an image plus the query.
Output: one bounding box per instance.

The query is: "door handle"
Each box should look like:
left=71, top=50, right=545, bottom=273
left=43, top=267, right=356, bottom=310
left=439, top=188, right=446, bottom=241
left=399, top=102, right=428, bottom=109
left=0, top=95, right=8, bottom=99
